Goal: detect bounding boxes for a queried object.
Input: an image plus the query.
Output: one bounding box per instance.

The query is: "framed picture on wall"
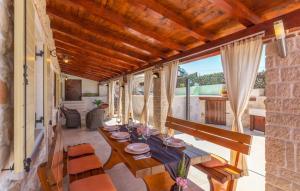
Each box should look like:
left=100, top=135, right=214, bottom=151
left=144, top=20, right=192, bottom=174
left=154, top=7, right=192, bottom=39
left=65, top=79, right=82, bottom=101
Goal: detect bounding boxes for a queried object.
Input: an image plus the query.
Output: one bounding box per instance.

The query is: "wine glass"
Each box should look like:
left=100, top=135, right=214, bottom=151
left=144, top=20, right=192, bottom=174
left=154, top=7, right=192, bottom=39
left=116, top=118, right=121, bottom=126
left=162, top=128, right=170, bottom=149
left=125, top=124, right=132, bottom=141
left=142, top=127, right=151, bottom=144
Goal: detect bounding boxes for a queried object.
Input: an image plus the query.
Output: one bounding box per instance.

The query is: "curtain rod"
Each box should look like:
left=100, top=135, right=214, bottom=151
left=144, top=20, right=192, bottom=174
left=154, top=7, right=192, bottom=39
left=102, top=31, right=265, bottom=83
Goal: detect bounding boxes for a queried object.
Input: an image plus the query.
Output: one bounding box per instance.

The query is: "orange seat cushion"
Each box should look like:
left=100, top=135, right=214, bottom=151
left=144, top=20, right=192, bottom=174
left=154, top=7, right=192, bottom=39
left=68, top=155, right=102, bottom=175
left=201, top=154, right=228, bottom=168
left=68, top=144, right=95, bottom=157
left=70, top=174, right=116, bottom=191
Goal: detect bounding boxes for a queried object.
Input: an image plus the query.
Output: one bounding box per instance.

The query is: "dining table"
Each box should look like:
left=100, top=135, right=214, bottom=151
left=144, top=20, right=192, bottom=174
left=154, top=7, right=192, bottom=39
left=98, top=125, right=211, bottom=191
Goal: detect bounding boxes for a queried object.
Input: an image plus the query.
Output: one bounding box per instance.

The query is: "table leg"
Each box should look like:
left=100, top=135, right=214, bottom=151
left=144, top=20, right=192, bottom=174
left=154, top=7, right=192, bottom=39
left=103, top=149, right=122, bottom=170
left=143, top=172, right=175, bottom=191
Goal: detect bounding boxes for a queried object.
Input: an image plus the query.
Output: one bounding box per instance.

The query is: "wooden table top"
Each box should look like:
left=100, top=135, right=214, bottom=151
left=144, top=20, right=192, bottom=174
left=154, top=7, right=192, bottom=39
left=98, top=127, right=211, bottom=178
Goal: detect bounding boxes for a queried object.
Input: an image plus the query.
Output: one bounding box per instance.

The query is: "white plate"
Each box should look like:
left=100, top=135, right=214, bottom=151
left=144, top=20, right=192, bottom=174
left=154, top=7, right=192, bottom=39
left=124, top=147, right=150, bottom=155
left=149, top=129, right=160, bottom=135
left=111, top=132, right=130, bottom=139
left=164, top=138, right=185, bottom=148
left=126, top=143, right=150, bottom=153
left=104, top=125, right=120, bottom=132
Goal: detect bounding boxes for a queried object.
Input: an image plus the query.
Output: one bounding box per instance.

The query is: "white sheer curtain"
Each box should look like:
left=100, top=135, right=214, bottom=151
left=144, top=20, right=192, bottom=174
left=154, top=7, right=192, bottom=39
left=164, top=60, right=179, bottom=116
left=108, top=81, right=115, bottom=118
left=127, top=74, right=134, bottom=120
left=140, top=70, right=153, bottom=124
left=221, top=36, right=263, bottom=175
left=118, top=81, right=122, bottom=119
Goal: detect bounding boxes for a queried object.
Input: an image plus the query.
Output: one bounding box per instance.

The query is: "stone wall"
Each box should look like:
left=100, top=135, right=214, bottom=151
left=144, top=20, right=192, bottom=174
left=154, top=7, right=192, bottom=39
left=265, top=34, right=300, bottom=191
left=0, top=0, right=14, bottom=170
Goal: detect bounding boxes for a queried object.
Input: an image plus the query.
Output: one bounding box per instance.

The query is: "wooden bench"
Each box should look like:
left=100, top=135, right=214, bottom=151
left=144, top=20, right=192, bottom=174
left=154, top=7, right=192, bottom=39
left=38, top=124, right=116, bottom=191
left=166, top=116, right=252, bottom=191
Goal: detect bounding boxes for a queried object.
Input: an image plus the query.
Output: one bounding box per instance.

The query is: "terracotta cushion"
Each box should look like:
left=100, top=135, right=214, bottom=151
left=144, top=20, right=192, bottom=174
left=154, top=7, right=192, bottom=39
left=68, top=144, right=95, bottom=157
left=68, top=155, right=102, bottom=175
left=70, top=174, right=116, bottom=191
left=201, top=154, right=228, bottom=168
left=99, top=103, right=109, bottom=109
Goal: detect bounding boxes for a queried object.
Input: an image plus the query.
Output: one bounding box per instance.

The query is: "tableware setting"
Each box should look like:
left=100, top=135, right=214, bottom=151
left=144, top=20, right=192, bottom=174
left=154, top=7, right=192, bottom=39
left=133, top=152, right=152, bottom=160
left=124, top=143, right=150, bottom=155
left=111, top=132, right=130, bottom=140
left=103, top=125, right=120, bottom=132
left=163, top=137, right=185, bottom=148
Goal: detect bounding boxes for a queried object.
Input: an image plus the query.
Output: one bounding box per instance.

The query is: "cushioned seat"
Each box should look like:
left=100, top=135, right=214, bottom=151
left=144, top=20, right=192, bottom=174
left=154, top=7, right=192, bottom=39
left=68, top=143, right=95, bottom=158
left=68, top=155, right=102, bottom=175
left=70, top=174, right=116, bottom=191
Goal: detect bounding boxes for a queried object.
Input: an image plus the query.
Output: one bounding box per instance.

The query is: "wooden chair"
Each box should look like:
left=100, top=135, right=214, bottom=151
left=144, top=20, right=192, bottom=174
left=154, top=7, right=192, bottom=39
left=165, top=116, right=252, bottom=191
left=38, top=125, right=116, bottom=191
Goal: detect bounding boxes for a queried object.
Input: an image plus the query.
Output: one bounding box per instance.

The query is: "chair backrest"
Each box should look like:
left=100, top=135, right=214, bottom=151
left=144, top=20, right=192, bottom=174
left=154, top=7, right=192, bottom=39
left=166, top=116, right=252, bottom=155
left=46, top=124, right=64, bottom=191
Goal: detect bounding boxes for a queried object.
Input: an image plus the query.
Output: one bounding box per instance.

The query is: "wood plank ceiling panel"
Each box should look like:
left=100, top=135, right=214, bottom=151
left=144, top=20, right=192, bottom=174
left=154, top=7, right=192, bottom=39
left=46, top=0, right=300, bottom=81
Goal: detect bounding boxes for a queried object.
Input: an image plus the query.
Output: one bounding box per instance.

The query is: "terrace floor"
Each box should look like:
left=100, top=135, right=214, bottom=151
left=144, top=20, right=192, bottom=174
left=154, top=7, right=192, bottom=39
left=62, top=118, right=265, bottom=191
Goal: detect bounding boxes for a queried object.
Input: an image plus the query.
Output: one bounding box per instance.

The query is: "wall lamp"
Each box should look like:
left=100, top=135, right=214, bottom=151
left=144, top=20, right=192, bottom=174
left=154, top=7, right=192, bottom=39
left=153, top=72, right=160, bottom=79
left=50, top=49, right=57, bottom=57
left=273, top=20, right=287, bottom=58
left=63, top=55, right=69, bottom=64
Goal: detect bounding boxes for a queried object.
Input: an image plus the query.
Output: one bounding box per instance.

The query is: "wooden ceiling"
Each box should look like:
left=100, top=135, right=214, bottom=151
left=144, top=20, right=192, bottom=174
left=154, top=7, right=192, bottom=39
left=46, top=0, right=300, bottom=81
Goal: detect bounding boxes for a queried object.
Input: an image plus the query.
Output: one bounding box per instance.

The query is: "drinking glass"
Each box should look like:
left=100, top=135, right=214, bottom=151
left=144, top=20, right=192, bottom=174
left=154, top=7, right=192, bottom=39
left=142, top=127, right=151, bottom=144
left=162, top=128, right=170, bottom=149
left=125, top=124, right=132, bottom=141
left=116, top=118, right=121, bottom=125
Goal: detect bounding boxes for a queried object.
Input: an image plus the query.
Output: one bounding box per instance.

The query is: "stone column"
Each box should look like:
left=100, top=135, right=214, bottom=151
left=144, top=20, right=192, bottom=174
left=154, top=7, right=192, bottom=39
left=265, top=33, right=300, bottom=191
left=0, top=0, right=13, bottom=169
left=153, top=68, right=168, bottom=132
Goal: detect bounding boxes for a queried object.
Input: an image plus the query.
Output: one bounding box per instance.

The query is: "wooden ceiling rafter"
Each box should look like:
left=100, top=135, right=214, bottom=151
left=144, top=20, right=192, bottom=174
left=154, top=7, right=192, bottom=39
left=55, top=46, right=132, bottom=71
left=127, top=0, right=215, bottom=41
left=56, top=49, right=126, bottom=74
left=58, top=60, right=115, bottom=77
left=47, top=8, right=168, bottom=59
left=54, top=40, right=137, bottom=71
left=61, top=68, right=104, bottom=81
left=209, top=0, right=263, bottom=27
left=65, top=0, right=186, bottom=51
left=129, top=9, right=300, bottom=76
left=52, top=30, right=145, bottom=67
left=49, top=17, right=154, bottom=63
left=60, top=64, right=113, bottom=79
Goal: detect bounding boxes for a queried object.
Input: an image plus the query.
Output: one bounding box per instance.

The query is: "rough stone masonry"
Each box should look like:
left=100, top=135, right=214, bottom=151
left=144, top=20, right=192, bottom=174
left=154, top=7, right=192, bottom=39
left=0, top=0, right=14, bottom=170
left=265, top=34, right=300, bottom=191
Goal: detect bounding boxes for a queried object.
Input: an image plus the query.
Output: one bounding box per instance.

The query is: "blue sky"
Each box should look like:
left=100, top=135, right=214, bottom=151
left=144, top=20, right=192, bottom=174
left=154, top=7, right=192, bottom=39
left=181, top=46, right=266, bottom=75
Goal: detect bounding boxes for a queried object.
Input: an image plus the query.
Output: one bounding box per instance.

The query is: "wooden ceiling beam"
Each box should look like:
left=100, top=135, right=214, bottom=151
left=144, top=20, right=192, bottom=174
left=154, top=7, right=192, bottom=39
left=61, top=69, right=103, bottom=81
left=59, top=60, right=115, bottom=77
left=54, top=40, right=136, bottom=71
left=47, top=8, right=167, bottom=59
left=55, top=46, right=131, bottom=71
left=60, top=64, right=113, bottom=78
left=56, top=48, right=125, bottom=73
left=209, top=0, right=262, bottom=27
left=126, top=9, right=300, bottom=77
left=49, top=17, right=153, bottom=62
left=65, top=0, right=185, bottom=51
left=53, top=30, right=146, bottom=67
left=56, top=54, right=124, bottom=75
left=127, top=0, right=214, bottom=41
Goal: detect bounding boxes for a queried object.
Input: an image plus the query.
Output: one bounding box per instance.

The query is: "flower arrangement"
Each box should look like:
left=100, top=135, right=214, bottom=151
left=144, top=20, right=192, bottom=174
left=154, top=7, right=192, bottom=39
left=93, top=99, right=102, bottom=107
left=176, top=153, right=188, bottom=190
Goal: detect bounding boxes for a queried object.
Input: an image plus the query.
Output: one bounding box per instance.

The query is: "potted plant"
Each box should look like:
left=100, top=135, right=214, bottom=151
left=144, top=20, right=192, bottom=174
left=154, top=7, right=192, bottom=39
left=93, top=99, right=102, bottom=108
